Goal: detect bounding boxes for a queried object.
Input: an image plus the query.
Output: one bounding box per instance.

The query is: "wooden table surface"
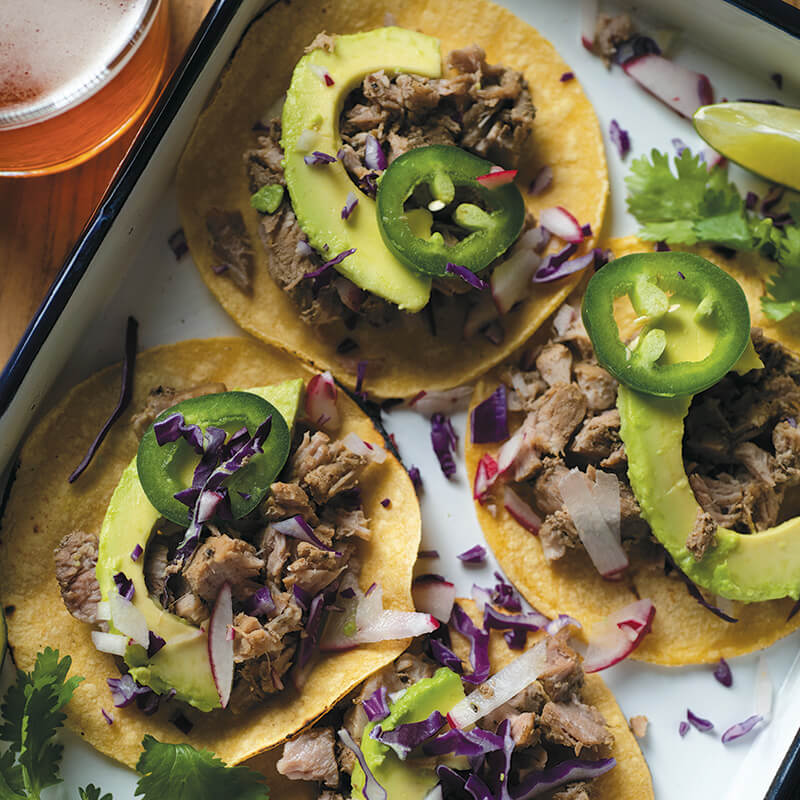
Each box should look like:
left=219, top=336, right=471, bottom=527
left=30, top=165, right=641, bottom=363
left=0, top=0, right=214, bottom=370
left=1, top=0, right=798, bottom=371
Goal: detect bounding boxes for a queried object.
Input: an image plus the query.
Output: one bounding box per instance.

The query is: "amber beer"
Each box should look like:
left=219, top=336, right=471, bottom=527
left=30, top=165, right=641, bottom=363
left=0, top=0, right=169, bottom=176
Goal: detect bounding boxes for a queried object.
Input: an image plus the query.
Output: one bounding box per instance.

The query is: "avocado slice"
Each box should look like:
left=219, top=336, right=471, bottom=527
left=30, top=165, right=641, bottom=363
left=282, top=27, right=441, bottom=312
left=619, top=365, right=800, bottom=603
left=96, top=381, right=303, bottom=710
left=351, top=667, right=465, bottom=800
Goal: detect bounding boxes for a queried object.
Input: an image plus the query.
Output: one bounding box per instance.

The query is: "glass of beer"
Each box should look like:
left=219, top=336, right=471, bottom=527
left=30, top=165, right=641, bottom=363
left=0, top=0, right=170, bottom=177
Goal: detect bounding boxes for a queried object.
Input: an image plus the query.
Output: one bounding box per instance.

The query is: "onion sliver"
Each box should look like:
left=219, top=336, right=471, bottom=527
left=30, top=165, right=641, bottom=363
left=306, top=371, right=340, bottom=431
left=342, top=432, right=387, bottom=464
left=558, top=469, right=627, bottom=578
left=583, top=598, right=655, bottom=673
left=208, top=582, right=234, bottom=708
left=95, top=600, right=111, bottom=621
left=109, top=592, right=149, bottom=648
left=503, top=486, right=541, bottom=534
left=447, top=640, right=547, bottom=729
left=92, top=631, right=129, bottom=656
left=412, top=575, right=456, bottom=623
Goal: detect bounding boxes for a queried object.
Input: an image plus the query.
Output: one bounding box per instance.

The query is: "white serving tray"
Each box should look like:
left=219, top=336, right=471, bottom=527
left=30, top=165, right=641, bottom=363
left=1, top=1, right=799, bottom=797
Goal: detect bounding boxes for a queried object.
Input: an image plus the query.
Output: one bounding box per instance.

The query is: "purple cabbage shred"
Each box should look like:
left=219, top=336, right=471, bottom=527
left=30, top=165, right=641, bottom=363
left=457, top=544, right=487, bottom=564
left=363, top=686, right=391, bottom=722
left=429, top=638, right=464, bottom=674
left=450, top=603, right=490, bottom=684
left=370, top=711, right=446, bottom=760
left=339, top=728, right=387, bottom=800
left=722, top=714, right=763, bottom=744
left=679, top=720, right=690, bottom=737
left=101, top=708, right=113, bottom=725
left=470, top=384, right=508, bottom=444
left=147, top=631, right=166, bottom=658
left=303, top=150, right=337, bottom=166
left=430, top=413, right=458, bottom=479
left=445, top=262, right=488, bottom=291
left=107, top=674, right=153, bottom=708
left=609, top=119, right=631, bottom=159
left=687, top=709, right=714, bottom=732
left=244, top=586, right=275, bottom=618
left=559, top=71, right=574, bottom=82
left=130, top=544, right=143, bottom=562
left=113, top=572, right=134, bottom=601
left=418, top=549, right=439, bottom=558
left=713, top=658, right=733, bottom=687
left=380, top=497, right=391, bottom=508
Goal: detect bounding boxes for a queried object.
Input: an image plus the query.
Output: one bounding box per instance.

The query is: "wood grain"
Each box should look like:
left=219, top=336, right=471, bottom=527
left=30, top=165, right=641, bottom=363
left=0, top=0, right=214, bottom=369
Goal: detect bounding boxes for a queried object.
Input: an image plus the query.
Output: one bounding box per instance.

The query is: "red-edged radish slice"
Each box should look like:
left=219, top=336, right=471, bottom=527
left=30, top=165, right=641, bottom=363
left=447, top=639, right=548, bottom=728
left=208, top=582, right=234, bottom=708
left=412, top=575, right=457, bottom=623
left=408, top=386, right=473, bottom=416
left=623, top=54, right=713, bottom=119
left=529, top=165, right=553, bottom=196
left=306, top=371, right=340, bottom=431
left=558, top=469, right=628, bottom=579
left=109, top=592, right=149, bottom=648
left=321, top=610, right=439, bottom=650
left=503, top=486, right=541, bottom=534
left=476, top=169, right=518, bottom=188
left=583, top=598, right=655, bottom=673
left=473, top=453, right=500, bottom=502
left=538, top=206, right=584, bottom=244
left=92, top=631, right=129, bottom=656
left=490, top=247, right=542, bottom=314
left=580, top=0, right=598, bottom=51
left=342, top=432, right=387, bottom=464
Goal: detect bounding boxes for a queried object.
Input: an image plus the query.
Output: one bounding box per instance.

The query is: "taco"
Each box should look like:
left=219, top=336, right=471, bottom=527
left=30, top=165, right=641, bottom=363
left=247, top=599, right=653, bottom=799
left=466, top=237, right=800, bottom=665
left=176, top=0, right=608, bottom=399
left=0, top=338, right=424, bottom=768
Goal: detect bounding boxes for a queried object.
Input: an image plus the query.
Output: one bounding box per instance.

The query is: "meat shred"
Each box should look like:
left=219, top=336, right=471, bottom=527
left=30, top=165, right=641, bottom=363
left=54, top=531, right=102, bottom=624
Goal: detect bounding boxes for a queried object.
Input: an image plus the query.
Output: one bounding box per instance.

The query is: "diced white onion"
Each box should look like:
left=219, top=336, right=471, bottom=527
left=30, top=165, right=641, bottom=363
left=109, top=592, right=149, bottom=648
left=91, top=631, right=129, bottom=656
left=95, top=601, right=111, bottom=621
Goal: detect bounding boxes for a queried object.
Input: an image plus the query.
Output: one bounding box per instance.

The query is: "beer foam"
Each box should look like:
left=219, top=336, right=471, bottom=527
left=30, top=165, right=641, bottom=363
left=0, top=0, right=151, bottom=119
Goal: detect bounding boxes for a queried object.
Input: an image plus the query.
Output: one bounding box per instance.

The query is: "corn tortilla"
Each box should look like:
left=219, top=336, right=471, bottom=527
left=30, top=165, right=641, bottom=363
left=176, top=0, right=608, bottom=399
left=466, top=237, right=800, bottom=665
left=0, top=338, right=421, bottom=768
left=247, top=599, right=654, bottom=798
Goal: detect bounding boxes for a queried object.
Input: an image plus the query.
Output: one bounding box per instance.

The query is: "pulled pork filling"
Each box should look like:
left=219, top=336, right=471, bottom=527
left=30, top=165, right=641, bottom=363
left=275, top=630, right=612, bottom=800
left=54, top=383, right=372, bottom=714
left=494, top=306, right=800, bottom=569
left=210, top=41, right=536, bottom=330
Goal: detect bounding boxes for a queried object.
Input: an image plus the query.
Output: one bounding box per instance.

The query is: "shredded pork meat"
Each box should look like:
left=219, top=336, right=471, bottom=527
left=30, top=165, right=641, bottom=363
left=53, top=531, right=102, bottom=624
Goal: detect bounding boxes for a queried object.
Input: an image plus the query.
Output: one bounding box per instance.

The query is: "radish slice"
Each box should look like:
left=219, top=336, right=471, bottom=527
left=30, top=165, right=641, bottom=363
left=583, top=598, right=655, bottom=673
left=407, top=386, right=473, bottom=416
left=503, top=486, right=541, bottom=534
left=463, top=293, right=499, bottom=338
left=92, top=631, right=129, bottom=656
left=476, top=169, right=518, bottom=188
left=473, top=453, right=500, bottom=502
left=208, top=582, right=234, bottom=708
left=558, top=469, right=628, bottom=579
left=529, top=165, right=553, bottom=196
left=109, top=592, right=149, bottom=648
left=490, top=247, right=542, bottom=314
left=412, top=575, right=457, bottom=623
left=306, top=371, right=340, bottom=431
left=342, top=432, right=387, bottom=464
left=623, top=54, right=714, bottom=119
left=496, top=423, right=540, bottom=482
left=333, top=277, right=364, bottom=312
left=579, top=0, right=597, bottom=50
left=539, top=206, right=584, bottom=244
left=447, top=640, right=548, bottom=728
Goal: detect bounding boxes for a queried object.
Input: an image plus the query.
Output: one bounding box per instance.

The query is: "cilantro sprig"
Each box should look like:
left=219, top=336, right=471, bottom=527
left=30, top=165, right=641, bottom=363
left=625, top=149, right=800, bottom=320
left=0, top=649, right=269, bottom=800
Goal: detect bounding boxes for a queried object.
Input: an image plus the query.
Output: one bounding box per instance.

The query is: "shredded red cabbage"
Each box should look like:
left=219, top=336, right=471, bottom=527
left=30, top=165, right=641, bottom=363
left=721, top=714, right=763, bottom=744
left=364, top=134, right=387, bottom=171
left=339, top=728, right=387, bottom=800
left=418, top=549, right=439, bottom=558
left=445, top=262, right=488, bottom=291
left=101, top=708, right=113, bottom=725
left=107, top=674, right=152, bottom=707
left=69, top=317, right=138, bottom=483
left=713, top=658, right=733, bottom=688
left=559, top=71, right=575, bottom=82
left=303, top=150, right=337, bottom=166
left=431, top=413, right=458, bottom=479
left=504, top=628, right=527, bottom=650
left=513, top=757, right=617, bottom=800
left=470, top=385, right=508, bottom=444
left=363, top=686, right=390, bottom=722
left=533, top=247, right=596, bottom=283
left=745, top=190, right=759, bottom=211
left=356, top=360, right=368, bottom=398
left=358, top=171, right=379, bottom=197
left=429, top=639, right=464, bottom=674
left=147, top=631, right=166, bottom=658
left=272, top=515, right=341, bottom=554
left=408, top=465, right=423, bottom=492
left=370, top=711, right=445, bottom=760
left=483, top=604, right=549, bottom=634
left=113, top=572, right=134, bottom=601
left=342, top=191, right=359, bottom=220
left=485, top=719, right=514, bottom=799
left=244, top=586, right=275, bottom=618
left=686, top=709, right=714, bottom=732
left=380, top=498, right=391, bottom=508
left=450, top=603, right=490, bottom=685
left=679, top=720, right=690, bottom=737
left=457, top=545, right=487, bottom=564
left=131, top=544, right=143, bottom=562
left=424, top=727, right=503, bottom=758
left=490, top=571, right=522, bottom=612
left=153, top=412, right=204, bottom=452
left=297, top=591, right=328, bottom=670
left=293, top=584, right=311, bottom=611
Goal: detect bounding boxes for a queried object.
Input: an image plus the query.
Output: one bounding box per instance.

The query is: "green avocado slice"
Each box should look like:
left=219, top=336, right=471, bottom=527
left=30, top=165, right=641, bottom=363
left=619, top=375, right=800, bottom=603
left=282, top=27, right=442, bottom=312
left=96, top=381, right=303, bottom=711
left=351, top=667, right=465, bottom=800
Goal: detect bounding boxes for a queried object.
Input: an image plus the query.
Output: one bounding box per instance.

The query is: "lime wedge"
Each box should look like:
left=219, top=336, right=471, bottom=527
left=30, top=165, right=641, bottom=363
left=693, top=102, right=800, bottom=190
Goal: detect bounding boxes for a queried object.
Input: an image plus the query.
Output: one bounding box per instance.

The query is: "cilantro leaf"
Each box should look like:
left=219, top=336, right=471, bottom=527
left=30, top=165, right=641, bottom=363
left=79, top=785, right=114, bottom=800
left=625, top=148, right=800, bottom=320
left=0, top=648, right=83, bottom=799
left=135, top=735, right=269, bottom=800
left=0, top=750, right=25, bottom=799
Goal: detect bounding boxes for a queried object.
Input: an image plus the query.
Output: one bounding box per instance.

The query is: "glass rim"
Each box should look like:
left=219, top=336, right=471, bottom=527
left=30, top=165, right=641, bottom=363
left=0, top=0, right=161, bottom=131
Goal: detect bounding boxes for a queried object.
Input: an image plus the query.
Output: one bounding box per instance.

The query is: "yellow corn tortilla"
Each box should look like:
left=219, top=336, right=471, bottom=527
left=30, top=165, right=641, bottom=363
left=466, top=237, right=800, bottom=665
left=0, top=337, right=421, bottom=768
left=247, top=598, right=653, bottom=798
left=176, top=0, right=608, bottom=399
